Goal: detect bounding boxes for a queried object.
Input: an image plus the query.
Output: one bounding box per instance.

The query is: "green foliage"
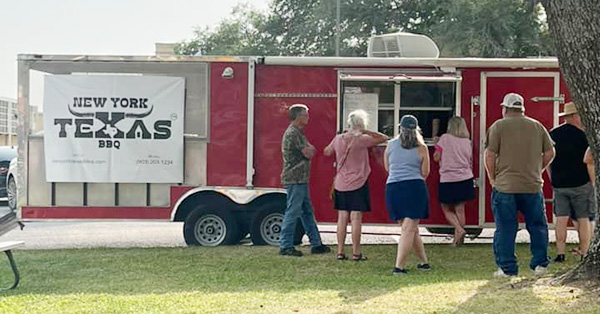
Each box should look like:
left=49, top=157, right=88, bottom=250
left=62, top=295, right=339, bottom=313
left=175, top=4, right=278, bottom=56
left=430, top=0, right=554, bottom=57
left=177, top=0, right=554, bottom=58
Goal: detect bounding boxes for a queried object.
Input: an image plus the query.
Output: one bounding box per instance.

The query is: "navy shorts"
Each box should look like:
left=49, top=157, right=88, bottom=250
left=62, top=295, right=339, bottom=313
left=386, top=179, right=429, bottom=221
left=438, top=178, right=475, bottom=205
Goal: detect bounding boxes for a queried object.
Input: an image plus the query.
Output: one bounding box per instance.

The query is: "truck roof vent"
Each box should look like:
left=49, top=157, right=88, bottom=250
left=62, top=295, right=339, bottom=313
left=367, top=32, right=440, bottom=58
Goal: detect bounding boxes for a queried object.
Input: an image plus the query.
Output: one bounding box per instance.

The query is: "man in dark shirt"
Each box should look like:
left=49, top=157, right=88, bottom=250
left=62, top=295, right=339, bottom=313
left=549, top=102, right=593, bottom=262
left=279, top=104, right=330, bottom=256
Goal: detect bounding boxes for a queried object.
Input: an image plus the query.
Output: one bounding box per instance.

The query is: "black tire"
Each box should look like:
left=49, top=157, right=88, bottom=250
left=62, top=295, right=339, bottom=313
left=183, top=206, right=241, bottom=246
left=251, top=203, right=305, bottom=246
left=7, top=176, right=16, bottom=212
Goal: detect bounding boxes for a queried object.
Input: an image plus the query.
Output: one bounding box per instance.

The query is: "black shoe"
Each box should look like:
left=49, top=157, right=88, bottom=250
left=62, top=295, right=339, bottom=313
left=417, top=263, right=431, bottom=271
left=554, top=254, right=565, bottom=263
left=310, top=245, right=331, bottom=254
left=279, top=248, right=303, bottom=256
left=392, top=267, right=408, bottom=275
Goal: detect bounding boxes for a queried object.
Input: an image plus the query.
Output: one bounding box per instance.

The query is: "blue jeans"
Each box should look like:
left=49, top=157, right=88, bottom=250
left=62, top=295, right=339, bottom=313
left=492, top=189, right=549, bottom=275
left=279, top=184, right=323, bottom=250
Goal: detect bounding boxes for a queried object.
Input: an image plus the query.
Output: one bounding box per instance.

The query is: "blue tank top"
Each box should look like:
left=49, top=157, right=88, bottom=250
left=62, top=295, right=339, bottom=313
left=386, top=138, right=423, bottom=184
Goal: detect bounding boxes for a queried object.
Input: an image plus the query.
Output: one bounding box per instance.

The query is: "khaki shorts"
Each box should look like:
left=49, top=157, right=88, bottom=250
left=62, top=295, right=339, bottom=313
left=553, top=183, right=595, bottom=219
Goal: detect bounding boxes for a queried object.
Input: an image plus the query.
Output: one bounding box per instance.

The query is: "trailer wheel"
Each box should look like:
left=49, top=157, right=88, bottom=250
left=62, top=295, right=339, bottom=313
left=251, top=204, right=305, bottom=246
left=183, top=207, right=241, bottom=246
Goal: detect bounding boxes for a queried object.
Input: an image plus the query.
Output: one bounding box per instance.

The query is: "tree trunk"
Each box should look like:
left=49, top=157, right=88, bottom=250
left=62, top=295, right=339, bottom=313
left=542, top=0, right=600, bottom=283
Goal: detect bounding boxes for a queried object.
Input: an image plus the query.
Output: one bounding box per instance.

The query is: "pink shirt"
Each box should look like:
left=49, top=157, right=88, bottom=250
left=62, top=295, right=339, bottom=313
left=436, top=134, right=474, bottom=183
left=326, top=133, right=375, bottom=191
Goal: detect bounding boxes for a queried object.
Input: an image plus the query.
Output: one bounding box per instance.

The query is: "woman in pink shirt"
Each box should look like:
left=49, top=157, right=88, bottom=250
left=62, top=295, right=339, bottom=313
left=433, top=116, right=474, bottom=246
left=324, top=110, right=388, bottom=261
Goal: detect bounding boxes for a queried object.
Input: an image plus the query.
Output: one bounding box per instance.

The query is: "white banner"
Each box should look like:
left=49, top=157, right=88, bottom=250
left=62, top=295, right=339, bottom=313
left=43, top=75, right=185, bottom=183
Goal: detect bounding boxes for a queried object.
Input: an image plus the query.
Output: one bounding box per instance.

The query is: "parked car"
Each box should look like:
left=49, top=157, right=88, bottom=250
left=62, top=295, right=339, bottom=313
left=0, top=147, right=17, bottom=210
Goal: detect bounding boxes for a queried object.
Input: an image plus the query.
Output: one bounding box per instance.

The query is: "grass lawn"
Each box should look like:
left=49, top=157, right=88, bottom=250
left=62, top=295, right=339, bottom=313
left=0, top=243, right=598, bottom=314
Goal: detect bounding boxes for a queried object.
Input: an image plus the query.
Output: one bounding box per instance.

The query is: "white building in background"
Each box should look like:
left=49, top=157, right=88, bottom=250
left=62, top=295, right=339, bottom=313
left=0, top=97, right=17, bottom=146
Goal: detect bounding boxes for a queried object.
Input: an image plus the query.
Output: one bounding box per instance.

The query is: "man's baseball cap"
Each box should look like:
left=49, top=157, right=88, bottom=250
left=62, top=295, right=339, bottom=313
left=500, top=93, right=525, bottom=111
left=400, top=115, right=418, bottom=129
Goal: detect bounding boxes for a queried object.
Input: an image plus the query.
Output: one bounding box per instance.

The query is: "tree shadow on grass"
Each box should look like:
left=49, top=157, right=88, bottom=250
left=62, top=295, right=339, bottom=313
left=449, top=275, right=599, bottom=314
left=449, top=244, right=600, bottom=314
left=0, top=243, right=593, bottom=312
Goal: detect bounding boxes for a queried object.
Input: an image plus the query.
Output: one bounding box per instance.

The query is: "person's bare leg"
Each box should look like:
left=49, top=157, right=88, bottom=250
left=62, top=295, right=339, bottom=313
left=412, top=229, right=428, bottom=264
left=555, top=216, right=569, bottom=255
left=455, top=202, right=466, bottom=227
left=336, top=211, right=350, bottom=255
left=350, top=211, right=362, bottom=256
left=395, top=218, right=419, bottom=269
left=441, top=204, right=464, bottom=245
left=576, top=217, right=591, bottom=256
left=454, top=202, right=467, bottom=245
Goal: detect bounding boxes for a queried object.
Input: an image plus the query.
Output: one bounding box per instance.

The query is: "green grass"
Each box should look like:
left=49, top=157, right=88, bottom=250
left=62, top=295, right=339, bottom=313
left=0, top=243, right=598, bottom=313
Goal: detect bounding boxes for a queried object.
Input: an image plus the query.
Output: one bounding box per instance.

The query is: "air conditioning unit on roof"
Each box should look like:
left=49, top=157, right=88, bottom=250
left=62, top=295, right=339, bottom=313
left=367, top=32, right=440, bottom=58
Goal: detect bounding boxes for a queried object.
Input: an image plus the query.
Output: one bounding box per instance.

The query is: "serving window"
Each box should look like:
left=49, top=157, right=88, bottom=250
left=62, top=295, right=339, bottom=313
left=339, top=74, right=460, bottom=142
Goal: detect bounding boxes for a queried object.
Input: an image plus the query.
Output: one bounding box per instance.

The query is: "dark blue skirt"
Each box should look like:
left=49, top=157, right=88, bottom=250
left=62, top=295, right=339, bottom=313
left=438, top=178, right=475, bottom=205
left=386, top=179, right=429, bottom=221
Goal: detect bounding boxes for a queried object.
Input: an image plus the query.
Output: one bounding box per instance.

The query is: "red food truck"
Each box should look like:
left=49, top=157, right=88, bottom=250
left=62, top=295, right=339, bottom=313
left=14, top=35, right=569, bottom=246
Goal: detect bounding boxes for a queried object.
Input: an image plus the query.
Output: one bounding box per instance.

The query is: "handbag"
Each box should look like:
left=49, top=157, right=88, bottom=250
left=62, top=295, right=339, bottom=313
left=330, top=135, right=355, bottom=200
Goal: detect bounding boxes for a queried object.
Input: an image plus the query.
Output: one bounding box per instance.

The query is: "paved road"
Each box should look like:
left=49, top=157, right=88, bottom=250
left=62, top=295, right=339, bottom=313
left=0, top=204, right=585, bottom=250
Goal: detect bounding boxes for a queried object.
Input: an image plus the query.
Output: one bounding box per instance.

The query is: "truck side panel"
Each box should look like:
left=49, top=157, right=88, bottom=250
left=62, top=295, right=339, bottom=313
left=206, top=62, right=249, bottom=187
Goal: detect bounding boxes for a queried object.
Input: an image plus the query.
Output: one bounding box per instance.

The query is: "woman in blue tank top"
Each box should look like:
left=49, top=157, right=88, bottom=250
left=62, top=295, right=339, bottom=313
left=384, top=115, right=431, bottom=275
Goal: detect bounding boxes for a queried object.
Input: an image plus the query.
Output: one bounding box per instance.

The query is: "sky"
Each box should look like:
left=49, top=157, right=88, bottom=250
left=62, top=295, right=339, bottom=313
left=0, top=0, right=271, bottom=107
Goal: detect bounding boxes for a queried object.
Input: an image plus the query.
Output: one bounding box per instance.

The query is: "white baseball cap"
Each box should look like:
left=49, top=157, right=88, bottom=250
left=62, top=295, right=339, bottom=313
left=500, top=93, right=525, bottom=111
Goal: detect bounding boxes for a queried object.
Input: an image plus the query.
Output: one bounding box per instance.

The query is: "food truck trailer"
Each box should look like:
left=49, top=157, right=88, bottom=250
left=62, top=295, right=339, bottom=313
left=14, top=34, right=570, bottom=246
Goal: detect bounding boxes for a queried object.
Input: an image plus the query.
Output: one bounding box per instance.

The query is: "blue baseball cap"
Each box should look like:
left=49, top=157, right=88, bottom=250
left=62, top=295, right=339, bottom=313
left=400, top=115, right=418, bottom=129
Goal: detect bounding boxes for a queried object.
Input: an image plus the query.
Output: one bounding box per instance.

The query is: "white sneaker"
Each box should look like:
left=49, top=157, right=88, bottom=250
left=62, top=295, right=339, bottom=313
left=493, top=268, right=512, bottom=278
left=534, top=266, right=548, bottom=277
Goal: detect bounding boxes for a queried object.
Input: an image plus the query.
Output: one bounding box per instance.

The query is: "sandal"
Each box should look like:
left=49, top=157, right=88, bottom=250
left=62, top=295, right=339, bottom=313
left=352, top=253, right=368, bottom=261
left=336, top=253, right=347, bottom=260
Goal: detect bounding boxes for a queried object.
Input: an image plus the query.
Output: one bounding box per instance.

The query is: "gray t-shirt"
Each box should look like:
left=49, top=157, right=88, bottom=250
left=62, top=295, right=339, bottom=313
left=281, top=125, right=310, bottom=185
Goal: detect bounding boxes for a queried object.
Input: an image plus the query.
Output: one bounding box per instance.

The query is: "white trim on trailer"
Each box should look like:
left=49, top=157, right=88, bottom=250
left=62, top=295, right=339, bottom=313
left=336, top=70, right=341, bottom=132
left=455, top=70, right=462, bottom=117
left=18, top=54, right=251, bottom=63
left=246, top=59, right=256, bottom=187
left=478, top=71, right=561, bottom=228
left=479, top=72, right=488, bottom=227
left=553, top=73, right=561, bottom=128
left=18, top=54, right=561, bottom=69
left=339, top=75, right=462, bottom=82
left=16, top=60, right=31, bottom=219
left=394, top=83, right=400, bottom=137
left=263, top=56, right=559, bottom=68
left=170, top=186, right=286, bottom=221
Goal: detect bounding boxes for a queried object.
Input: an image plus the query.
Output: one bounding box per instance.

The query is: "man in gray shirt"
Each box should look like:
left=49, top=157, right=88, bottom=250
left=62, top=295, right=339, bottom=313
left=279, top=104, right=330, bottom=256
